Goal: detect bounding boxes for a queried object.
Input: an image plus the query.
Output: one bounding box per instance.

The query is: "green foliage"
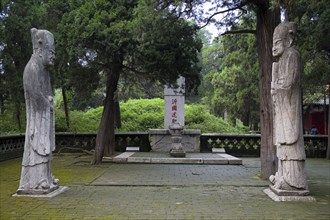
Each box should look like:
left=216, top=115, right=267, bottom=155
left=283, top=0, right=330, bottom=103
left=0, top=1, right=50, bottom=129
left=0, top=113, right=25, bottom=135
left=132, top=0, right=202, bottom=84
left=119, top=98, right=164, bottom=131
left=185, top=104, right=248, bottom=133
left=0, top=96, right=248, bottom=135
left=50, top=98, right=248, bottom=133
left=199, top=17, right=259, bottom=128
left=55, top=107, right=103, bottom=132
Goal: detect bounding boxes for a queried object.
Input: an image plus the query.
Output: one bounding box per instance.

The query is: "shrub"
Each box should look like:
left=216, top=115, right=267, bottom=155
left=119, top=98, right=164, bottom=131
left=0, top=113, right=25, bottom=135
left=185, top=104, right=248, bottom=133
left=1, top=98, right=248, bottom=135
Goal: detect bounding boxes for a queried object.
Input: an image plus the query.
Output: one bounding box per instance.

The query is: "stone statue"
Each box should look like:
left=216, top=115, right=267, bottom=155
left=17, top=28, right=59, bottom=195
left=269, top=22, right=308, bottom=192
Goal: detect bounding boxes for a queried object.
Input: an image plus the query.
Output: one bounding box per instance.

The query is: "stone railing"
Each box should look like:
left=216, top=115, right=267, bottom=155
left=0, top=134, right=25, bottom=161
left=56, top=132, right=150, bottom=153
left=304, top=135, right=329, bottom=158
left=200, top=134, right=328, bottom=157
left=0, top=132, right=150, bottom=161
left=0, top=132, right=328, bottom=161
left=200, top=134, right=261, bottom=156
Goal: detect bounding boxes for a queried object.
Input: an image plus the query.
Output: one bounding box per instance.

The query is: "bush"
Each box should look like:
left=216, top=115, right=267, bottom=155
left=55, top=107, right=103, bottom=132
left=0, top=113, right=26, bottom=135
left=119, top=98, right=164, bottom=131
left=185, top=104, right=248, bottom=133
left=1, top=98, right=248, bottom=135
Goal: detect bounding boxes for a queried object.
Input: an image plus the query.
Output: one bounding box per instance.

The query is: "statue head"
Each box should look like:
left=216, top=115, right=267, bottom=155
left=272, top=22, right=297, bottom=57
left=31, top=28, right=55, bottom=67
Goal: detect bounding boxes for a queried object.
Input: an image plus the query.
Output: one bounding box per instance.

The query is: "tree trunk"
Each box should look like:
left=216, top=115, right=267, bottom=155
left=15, top=100, right=22, bottom=131
left=324, top=92, right=327, bottom=135
left=327, top=89, right=330, bottom=160
left=242, top=107, right=250, bottom=127
left=62, top=87, right=70, bottom=129
left=92, top=63, right=122, bottom=164
left=255, top=2, right=280, bottom=179
left=114, top=92, right=121, bottom=129
left=0, top=94, right=4, bottom=114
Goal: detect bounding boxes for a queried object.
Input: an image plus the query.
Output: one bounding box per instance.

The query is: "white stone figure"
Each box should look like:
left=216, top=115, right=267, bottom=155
left=17, top=28, right=59, bottom=195
left=269, top=22, right=308, bottom=191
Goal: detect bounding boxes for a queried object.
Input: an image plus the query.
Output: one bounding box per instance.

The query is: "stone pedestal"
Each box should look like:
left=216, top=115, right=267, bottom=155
left=169, top=123, right=185, bottom=157
left=149, top=129, right=201, bottom=152
left=16, top=184, right=60, bottom=195
left=264, top=186, right=315, bottom=202
left=14, top=186, right=69, bottom=198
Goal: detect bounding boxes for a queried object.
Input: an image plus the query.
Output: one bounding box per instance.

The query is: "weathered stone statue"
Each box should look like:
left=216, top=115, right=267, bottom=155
left=269, top=22, right=309, bottom=195
left=17, top=28, right=59, bottom=195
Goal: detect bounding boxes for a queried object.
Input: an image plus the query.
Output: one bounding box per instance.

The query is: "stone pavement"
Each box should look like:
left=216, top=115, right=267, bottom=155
left=0, top=153, right=329, bottom=219
left=106, top=152, right=242, bottom=165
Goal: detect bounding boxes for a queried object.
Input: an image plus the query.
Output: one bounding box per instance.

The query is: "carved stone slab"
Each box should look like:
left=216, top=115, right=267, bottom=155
left=149, top=129, right=200, bottom=152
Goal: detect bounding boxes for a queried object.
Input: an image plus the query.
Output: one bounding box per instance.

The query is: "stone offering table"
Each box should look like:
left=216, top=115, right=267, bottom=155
left=149, top=129, right=201, bottom=152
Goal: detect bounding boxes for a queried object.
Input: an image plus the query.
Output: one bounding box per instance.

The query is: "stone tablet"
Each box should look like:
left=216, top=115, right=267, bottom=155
left=17, top=28, right=59, bottom=195
left=164, top=76, right=185, bottom=128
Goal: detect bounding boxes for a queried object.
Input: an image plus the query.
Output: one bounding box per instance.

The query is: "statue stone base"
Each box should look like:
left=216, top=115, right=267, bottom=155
left=13, top=186, right=69, bottom=198
left=264, top=187, right=315, bottom=202
left=16, top=185, right=60, bottom=195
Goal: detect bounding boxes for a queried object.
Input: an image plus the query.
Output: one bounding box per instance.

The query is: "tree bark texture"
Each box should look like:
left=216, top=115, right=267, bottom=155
left=92, top=63, right=122, bottom=164
left=327, top=89, right=330, bottom=160
left=255, top=2, right=280, bottom=179
left=15, top=100, right=21, bottom=131
left=114, top=93, right=121, bottom=129
left=0, top=95, right=4, bottom=114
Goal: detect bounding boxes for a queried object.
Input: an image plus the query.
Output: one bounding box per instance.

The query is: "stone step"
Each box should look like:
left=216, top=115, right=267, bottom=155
left=105, top=152, right=242, bottom=165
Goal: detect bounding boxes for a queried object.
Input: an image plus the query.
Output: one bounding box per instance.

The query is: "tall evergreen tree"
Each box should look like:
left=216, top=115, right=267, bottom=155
left=58, top=0, right=202, bottom=164
left=0, top=1, right=48, bottom=130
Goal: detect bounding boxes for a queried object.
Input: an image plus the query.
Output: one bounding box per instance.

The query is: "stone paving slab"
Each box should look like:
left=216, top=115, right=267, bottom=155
left=105, top=152, right=242, bottom=165
left=1, top=155, right=329, bottom=219
left=90, top=163, right=269, bottom=187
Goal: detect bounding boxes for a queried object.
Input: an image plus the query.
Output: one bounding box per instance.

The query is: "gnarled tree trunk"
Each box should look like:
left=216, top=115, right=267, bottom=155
left=92, top=63, right=122, bottom=164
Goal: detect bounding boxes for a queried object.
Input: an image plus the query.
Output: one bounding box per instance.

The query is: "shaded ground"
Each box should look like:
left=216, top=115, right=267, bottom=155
left=0, top=154, right=329, bottom=219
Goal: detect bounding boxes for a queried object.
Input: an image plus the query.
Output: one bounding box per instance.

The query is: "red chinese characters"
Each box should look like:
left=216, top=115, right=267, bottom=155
left=171, top=98, right=177, bottom=124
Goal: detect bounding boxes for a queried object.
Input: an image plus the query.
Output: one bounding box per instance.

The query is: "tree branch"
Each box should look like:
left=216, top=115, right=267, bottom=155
left=221, top=29, right=256, bottom=36
left=122, top=64, right=147, bottom=75
left=199, top=1, right=249, bottom=29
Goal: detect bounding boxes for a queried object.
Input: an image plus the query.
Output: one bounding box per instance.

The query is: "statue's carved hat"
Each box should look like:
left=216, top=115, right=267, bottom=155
left=31, top=28, right=54, bottom=53
left=273, top=22, right=297, bottom=41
